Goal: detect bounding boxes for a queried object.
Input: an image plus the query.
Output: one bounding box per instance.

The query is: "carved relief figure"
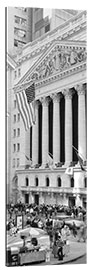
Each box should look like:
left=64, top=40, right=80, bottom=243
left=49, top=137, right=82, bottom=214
left=54, top=50, right=60, bottom=70
left=70, top=50, right=77, bottom=65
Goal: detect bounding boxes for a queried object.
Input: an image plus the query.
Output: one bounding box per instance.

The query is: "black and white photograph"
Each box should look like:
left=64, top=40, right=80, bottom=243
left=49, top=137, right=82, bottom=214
left=4, top=2, right=87, bottom=267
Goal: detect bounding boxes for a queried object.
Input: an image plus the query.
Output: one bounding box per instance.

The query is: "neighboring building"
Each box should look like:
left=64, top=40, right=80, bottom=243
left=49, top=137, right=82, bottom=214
left=7, top=9, right=87, bottom=207
left=31, top=8, right=80, bottom=40
left=6, top=53, right=17, bottom=203
left=7, top=7, right=80, bottom=53
left=7, top=7, right=33, bottom=54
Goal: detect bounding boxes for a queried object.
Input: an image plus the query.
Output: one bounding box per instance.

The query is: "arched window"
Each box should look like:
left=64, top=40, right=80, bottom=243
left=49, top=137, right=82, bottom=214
left=71, top=177, right=74, bottom=188
left=84, top=177, right=87, bottom=188
left=26, top=177, right=29, bottom=186
left=57, top=177, right=61, bottom=187
left=35, top=177, right=38, bottom=186
left=46, top=177, right=49, bottom=187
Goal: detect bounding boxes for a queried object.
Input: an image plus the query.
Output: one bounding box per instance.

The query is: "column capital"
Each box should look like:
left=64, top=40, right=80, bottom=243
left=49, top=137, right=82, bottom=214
left=75, top=84, right=85, bottom=95
left=40, top=96, right=50, bottom=106
left=62, top=89, right=73, bottom=99
left=51, top=92, right=62, bottom=103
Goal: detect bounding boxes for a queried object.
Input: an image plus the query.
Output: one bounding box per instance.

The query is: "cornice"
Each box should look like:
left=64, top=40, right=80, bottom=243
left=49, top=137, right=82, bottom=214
left=14, top=61, right=86, bottom=93
left=16, top=165, right=87, bottom=175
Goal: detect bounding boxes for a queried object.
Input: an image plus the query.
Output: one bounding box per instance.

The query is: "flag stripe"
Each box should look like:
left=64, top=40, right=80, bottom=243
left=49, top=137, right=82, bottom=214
left=72, top=146, right=86, bottom=171
left=19, top=92, right=29, bottom=130
left=29, top=102, right=34, bottom=122
left=22, top=91, right=33, bottom=127
left=15, top=83, right=35, bottom=131
left=16, top=93, right=27, bottom=130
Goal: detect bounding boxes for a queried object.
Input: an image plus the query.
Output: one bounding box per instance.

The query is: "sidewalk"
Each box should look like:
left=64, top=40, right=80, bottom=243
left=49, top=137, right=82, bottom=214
left=42, top=238, right=87, bottom=265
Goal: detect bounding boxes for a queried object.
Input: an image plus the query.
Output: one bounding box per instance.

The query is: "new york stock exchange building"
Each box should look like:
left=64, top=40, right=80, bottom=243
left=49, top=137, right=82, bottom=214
left=13, top=10, right=87, bottom=208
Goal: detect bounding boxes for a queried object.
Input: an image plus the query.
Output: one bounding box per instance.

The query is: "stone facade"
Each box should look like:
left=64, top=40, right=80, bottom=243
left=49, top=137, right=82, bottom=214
left=9, top=10, right=87, bottom=207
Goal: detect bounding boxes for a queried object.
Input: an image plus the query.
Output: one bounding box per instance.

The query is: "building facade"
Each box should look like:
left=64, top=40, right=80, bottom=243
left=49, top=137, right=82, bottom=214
left=7, top=7, right=79, bottom=53
left=7, top=7, right=33, bottom=53
left=7, top=10, right=87, bottom=207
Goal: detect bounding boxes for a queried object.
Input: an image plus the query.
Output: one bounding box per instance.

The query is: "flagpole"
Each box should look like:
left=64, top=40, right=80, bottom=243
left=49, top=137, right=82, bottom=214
left=48, top=152, right=53, bottom=158
left=72, top=145, right=78, bottom=152
left=72, top=145, right=86, bottom=161
left=21, top=151, right=32, bottom=162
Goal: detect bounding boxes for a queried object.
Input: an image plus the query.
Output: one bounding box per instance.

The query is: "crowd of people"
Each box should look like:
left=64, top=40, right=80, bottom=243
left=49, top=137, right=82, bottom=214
left=6, top=202, right=87, bottom=261
left=6, top=202, right=86, bottom=239
left=7, top=202, right=86, bottom=221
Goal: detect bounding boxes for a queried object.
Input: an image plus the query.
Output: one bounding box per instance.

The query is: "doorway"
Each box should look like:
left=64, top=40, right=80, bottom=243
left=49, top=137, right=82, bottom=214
left=69, top=196, right=75, bottom=207
left=25, top=194, right=29, bottom=204
left=34, top=194, right=39, bottom=205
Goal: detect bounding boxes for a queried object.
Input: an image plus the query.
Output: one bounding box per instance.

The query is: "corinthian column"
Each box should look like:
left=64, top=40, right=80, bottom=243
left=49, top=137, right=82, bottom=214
left=51, top=93, right=61, bottom=164
left=32, top=101, right=39, bottom=165
left=77, top=84, right=86, bottom=160
left=41, top=97, right=49, bottom=166
left=64, top=89, right=73, bottom=165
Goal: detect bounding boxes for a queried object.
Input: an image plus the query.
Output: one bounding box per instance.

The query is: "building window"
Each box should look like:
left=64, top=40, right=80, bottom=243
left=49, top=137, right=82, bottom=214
left=18, top=68, right=21, bottom=77
left=21, top=18, right=26, bottom=26
left=13, top=144, right=16, bottom=152
left=14, top=28, right=26, bottom=38
left=14, top=39, right=26, bottom=48
left=45, top=24, right=50, bottom=33
left=17, top=128, right=20, bottom=137
left=17, top=158, right=20, bottom=167
left=13, top=158, right=15, bottom=168
left=57, top=177, right=61, bottom=187
left=46, top=177, right=49, bottom=187
left=14, top=15, right=20, bottom=24
left=26, top=177, right=29, bottom=186
left=84, top=177, right=87, bottom=188
left=14, top=114, right=16, bottom=123
left=35, top=177, right=38, bottom=187
left=14, top=70, right=17, bottom=79
left=71, top=177, right=74, bottom=188
left=18, top=113, right=20, bottom=122
left=14, top=100, right=16, bottom=108
left=17, top=143, right=20, bottom=152
left=14, top=39, right=18, bottom=47
left=13, top=129, right=16, bottom=137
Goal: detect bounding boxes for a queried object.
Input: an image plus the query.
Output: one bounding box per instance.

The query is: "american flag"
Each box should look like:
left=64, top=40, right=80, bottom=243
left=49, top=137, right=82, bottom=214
left=15, top=83, right=35, bottom=131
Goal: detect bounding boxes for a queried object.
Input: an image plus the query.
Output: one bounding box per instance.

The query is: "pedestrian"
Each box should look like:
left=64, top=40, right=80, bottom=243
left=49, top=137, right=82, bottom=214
left=78, top=223, right=87, bottom=242
left=72, top=222, right=77, bottom=237
left=57, top=234, right=64, bottom=260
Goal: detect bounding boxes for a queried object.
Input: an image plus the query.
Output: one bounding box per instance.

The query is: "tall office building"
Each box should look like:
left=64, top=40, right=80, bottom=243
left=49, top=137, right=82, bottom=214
left=7, top=7, right=33, bottom=54
left=7, top=8, right=87, bottom=206
left=31, top=8, right=80, bottom=40
left=7, top=7, right=80, bottom=53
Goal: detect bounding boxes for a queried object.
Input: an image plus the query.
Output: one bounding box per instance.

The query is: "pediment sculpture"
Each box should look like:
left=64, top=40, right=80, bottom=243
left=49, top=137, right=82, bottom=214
left=30, top=46, right=86, bottom=82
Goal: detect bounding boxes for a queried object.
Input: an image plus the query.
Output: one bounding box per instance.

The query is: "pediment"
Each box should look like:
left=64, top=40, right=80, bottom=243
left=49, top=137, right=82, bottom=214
left=15, top=40, right=86, bottom=89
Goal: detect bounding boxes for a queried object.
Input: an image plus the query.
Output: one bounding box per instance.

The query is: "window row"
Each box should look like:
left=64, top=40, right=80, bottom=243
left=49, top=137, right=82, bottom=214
left=13, top=113, right=20, bottom=123
left=13, top=143, right=20, bottom=152
left=15, top=7, right=27, bottom=12
left=25, top=177, right=87, bottom=188
left=13, top=128, right=20, bottom=137
left=14, top=39, right=26, bottom=48
left=14, top=68, right=21, bottom=79
left=13, top=158, right=20, bottom=168
left=14, top=15, right=26, bottom=26
left=14, top=27, right=26, bottom=38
